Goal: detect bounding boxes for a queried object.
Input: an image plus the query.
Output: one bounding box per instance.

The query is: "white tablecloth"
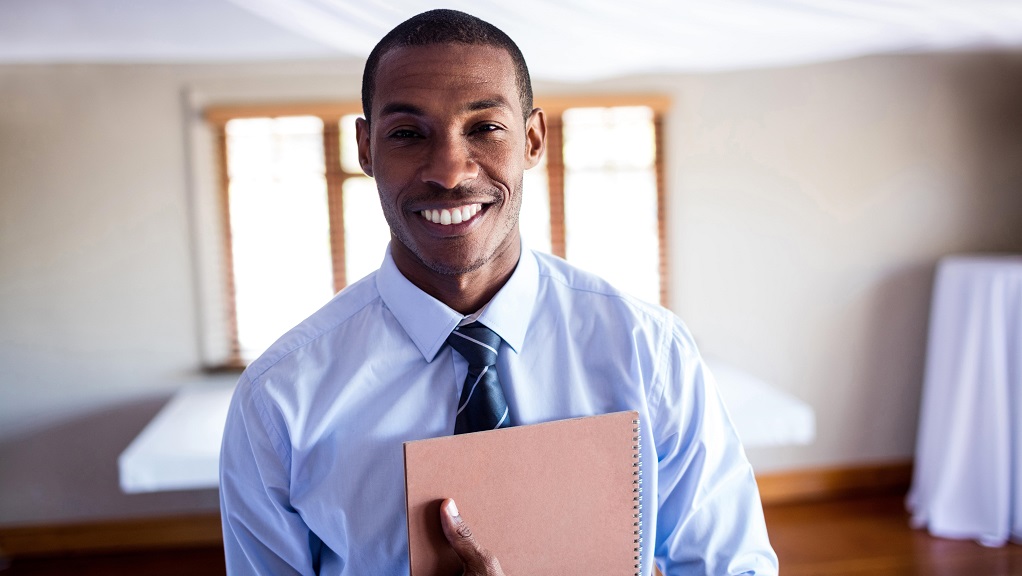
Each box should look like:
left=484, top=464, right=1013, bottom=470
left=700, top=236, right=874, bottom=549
left=709, top=360, right=815, bottom=448
left=907, top=255, right=1022, bottom=547
left=119, top=362, right=814, bottom=493
left=118, top=376, right=237, bottom=493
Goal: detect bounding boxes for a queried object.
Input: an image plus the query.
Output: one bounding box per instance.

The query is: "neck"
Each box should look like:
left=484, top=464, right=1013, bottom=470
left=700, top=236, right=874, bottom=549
left=391, top=238, right=521, bottom=315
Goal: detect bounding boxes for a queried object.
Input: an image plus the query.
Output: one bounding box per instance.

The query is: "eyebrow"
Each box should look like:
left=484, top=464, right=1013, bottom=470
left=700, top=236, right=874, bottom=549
left=378, top=98, right=513, bottom=119
left=466, top=98, right=512, bottom=112
left=379, top=102, right=425, bottom=118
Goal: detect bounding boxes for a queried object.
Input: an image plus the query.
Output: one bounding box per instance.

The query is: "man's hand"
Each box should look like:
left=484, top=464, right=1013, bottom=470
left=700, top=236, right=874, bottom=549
left=440, top=498, right=506, bottom=576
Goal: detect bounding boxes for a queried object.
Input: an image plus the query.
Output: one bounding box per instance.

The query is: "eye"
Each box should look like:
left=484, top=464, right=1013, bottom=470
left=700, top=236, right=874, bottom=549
left=470, top=123, right=504, bottom=135
left=387, top=128, right=421, bottom=139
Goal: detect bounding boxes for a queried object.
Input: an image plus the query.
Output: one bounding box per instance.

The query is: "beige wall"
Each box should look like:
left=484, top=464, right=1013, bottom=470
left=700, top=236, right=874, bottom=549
left=540, top=51, right=1022, bottom=472
left=664, top=52, right=1022, bottom=471
left=1, top=51, right=1021, bottom=524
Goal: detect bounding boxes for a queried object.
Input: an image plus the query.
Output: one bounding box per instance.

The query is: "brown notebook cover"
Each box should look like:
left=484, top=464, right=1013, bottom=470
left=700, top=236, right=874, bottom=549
left=403, top=410, right=641, bottom=576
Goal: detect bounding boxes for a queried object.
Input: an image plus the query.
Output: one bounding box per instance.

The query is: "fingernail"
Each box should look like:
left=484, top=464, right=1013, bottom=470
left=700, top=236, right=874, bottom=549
left=445, top=499, right=459, bottom=517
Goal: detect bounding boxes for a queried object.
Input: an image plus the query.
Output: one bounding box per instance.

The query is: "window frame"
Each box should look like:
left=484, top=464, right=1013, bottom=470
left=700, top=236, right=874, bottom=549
left=204, top=95, right=670, bottom=368
left=535, top=95, right=671, bottom=306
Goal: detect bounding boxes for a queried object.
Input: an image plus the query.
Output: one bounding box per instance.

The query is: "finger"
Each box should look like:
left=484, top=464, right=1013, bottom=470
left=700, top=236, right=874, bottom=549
left=440, top=499, right=503, bottom=575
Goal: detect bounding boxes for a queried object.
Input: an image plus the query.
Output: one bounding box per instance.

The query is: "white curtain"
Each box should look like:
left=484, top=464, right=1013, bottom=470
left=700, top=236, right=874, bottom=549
left=226, top=0, right=1022, bottom=80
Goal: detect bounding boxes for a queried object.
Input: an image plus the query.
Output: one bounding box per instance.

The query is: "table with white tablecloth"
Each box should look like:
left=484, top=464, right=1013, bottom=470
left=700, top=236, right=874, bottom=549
left=117, top=375, right=238, bottom=493
left=907, top=255, right=1022, bottom=547
left=119, top=362, right=814, bottom=493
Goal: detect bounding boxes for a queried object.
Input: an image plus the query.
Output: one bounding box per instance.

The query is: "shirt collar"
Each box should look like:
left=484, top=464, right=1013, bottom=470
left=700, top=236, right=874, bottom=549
left=475, top=246, right=537, bottom=356
left=376, top=242, right=539, bottom=362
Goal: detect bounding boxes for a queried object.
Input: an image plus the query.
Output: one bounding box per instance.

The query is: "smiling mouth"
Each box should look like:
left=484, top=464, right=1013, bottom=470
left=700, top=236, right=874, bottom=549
left=419, top=203, right=483, bottom=226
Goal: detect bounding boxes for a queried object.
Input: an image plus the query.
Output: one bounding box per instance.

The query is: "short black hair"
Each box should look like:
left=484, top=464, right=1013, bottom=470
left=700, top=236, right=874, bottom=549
left=361, top=9, right=534, bottom=124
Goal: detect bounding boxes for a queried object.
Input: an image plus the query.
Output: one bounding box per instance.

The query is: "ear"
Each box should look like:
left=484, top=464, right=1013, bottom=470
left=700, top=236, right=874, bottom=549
left=523, top=107, right=546, bottom=170
left=355, top=116, right=374, bottom=177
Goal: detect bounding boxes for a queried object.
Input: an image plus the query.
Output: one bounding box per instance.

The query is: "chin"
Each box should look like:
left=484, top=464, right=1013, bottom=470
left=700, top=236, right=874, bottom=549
left=418, top=254, right=489, bottom=277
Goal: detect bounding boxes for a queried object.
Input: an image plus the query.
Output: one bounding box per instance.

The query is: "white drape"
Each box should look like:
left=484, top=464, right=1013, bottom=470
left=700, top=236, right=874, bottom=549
left=227, top=0, right=1022, bottom=80
left=908, top=255, right=1022, bottom=547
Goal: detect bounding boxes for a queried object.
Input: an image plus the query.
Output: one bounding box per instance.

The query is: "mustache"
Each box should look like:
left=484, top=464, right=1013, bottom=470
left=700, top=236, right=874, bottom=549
left=402, top=182, right=504, bottom=207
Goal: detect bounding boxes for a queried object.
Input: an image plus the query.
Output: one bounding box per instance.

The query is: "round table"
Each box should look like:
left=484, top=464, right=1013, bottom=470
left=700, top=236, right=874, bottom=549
left=907, top=254, right=1022, bottom=546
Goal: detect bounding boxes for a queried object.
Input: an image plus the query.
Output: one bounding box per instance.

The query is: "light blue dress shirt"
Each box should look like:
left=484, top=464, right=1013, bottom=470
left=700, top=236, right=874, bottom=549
left=220, top=246, right=778, bottom=575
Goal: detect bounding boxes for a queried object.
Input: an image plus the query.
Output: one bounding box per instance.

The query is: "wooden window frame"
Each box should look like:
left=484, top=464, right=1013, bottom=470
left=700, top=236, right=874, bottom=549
left=206, top=103, right=362, bottom=367
left=205, top=95, right=670, bottom=367
left=536, top=95, right=671, bottom=306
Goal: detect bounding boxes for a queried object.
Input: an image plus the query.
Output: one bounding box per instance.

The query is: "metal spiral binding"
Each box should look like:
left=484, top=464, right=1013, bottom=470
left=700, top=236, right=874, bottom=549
left=632, top=418, right=642, bottom=575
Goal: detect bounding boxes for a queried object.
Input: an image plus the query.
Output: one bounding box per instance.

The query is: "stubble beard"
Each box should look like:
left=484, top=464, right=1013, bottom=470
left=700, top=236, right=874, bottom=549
left=382, top=179, right=523, bottom=277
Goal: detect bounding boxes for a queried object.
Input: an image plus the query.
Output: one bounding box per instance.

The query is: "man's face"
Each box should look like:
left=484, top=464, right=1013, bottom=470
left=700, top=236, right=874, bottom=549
left=356, top=43, right=544, bottom=281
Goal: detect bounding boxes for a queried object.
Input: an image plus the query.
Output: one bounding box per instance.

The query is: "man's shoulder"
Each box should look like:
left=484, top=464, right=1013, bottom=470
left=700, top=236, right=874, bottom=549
left=528, top=250, right=700, bottom=369
left=244, top=271, right=383, bottom=379
left=528, top=250, right=695, bottom=348
left=531, top=250, right=669, bottom=319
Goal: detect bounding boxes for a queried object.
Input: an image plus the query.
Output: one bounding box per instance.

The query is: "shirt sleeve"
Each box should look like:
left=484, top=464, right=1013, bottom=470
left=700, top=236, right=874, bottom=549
left=649, top=317, right=779, bottom=576
left=220, top=374, right=322, bottom=575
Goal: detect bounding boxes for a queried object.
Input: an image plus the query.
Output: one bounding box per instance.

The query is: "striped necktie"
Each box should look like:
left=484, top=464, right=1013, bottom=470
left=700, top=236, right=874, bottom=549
left=447, top=321, right=511, bottom=434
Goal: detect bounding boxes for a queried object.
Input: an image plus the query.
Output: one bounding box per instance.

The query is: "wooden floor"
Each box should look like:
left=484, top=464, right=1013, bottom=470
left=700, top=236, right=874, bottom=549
left=764, top=495, right=1021, bottom=576
left=3, top=494, right=1020, bottom=575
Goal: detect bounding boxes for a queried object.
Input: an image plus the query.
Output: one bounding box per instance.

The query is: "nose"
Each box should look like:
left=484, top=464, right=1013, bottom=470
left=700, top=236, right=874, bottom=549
left=420, top=133, right=478, bottom=190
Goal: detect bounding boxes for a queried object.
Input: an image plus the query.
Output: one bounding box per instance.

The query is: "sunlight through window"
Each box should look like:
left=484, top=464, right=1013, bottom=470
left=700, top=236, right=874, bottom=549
left=225, top=116, right=334, bottom=359
left=522, top=152, right=552, bottom=253
left=562, top=107, right=660, bottom=304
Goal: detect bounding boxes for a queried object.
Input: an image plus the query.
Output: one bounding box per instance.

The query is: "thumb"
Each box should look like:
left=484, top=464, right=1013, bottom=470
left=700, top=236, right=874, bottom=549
left=440, top=499, right=503, bottom=575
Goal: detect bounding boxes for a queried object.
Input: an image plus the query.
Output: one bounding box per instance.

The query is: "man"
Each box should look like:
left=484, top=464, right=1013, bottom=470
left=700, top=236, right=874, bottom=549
left=220, top=9, right=778, bottom=576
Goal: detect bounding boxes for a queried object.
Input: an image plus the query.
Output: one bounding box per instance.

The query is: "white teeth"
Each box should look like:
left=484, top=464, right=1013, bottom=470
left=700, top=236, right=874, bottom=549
left=420, top=204, right=482, bottom=226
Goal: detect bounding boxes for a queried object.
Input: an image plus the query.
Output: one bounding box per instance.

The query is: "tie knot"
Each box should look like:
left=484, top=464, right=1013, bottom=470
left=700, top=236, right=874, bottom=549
left=447, top=321, right=501, bottom=367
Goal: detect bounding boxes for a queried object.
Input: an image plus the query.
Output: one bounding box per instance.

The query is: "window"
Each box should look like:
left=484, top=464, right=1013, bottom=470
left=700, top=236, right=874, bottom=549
left=205, top=96, right=668, bottom=366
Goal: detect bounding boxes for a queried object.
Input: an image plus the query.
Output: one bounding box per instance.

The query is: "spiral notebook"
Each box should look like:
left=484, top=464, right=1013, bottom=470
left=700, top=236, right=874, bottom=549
left=403, top=410, right=642, bottom=576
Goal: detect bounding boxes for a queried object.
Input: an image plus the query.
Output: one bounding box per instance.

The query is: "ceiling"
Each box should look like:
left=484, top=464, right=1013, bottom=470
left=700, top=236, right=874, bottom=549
left=3, top=0, right=1022, bottom=80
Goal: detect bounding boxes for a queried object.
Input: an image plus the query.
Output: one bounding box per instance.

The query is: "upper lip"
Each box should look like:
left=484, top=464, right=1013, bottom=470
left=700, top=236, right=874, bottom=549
left=410, top=201, right=489, bottom=211
left=404, top=183, right=502, bottom=213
